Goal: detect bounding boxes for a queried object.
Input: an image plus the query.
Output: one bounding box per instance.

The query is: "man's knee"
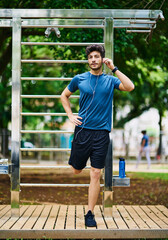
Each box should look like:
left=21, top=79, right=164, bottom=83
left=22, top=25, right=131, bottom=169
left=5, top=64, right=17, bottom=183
left=71, top=166, right=82, bottom=175
left=90, top=167, right=101, bottom=181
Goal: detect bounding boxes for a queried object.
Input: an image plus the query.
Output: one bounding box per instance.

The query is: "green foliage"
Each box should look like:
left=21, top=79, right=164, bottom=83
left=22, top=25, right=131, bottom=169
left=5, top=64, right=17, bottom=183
left=0, top=64, right=12, bottom=128
left=128, top=172, right=168, bottom=181
left=0, top=0, right=167, bottom=137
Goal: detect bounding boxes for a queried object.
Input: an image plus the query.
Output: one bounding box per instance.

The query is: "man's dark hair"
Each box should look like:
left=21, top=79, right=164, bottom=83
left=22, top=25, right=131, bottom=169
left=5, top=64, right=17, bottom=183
left=86, top=44, right=105, bottom=58
left=141, top=130, right=146, bottom=134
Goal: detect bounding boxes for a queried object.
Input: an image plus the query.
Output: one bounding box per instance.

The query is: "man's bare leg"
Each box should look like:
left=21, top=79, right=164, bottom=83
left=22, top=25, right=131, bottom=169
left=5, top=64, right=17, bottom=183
left=88, top=167, right=101, bottom=212
left=71, top=166, right=82, bottom=175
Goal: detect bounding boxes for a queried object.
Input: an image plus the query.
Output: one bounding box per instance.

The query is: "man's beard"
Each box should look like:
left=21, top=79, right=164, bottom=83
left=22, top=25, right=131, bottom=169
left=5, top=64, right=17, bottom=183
left=89, top=63, right=102, bottom=71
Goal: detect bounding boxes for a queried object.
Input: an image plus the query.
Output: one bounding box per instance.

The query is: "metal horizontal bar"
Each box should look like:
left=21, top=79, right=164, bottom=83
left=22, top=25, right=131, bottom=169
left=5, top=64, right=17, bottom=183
left=21, top=60, right=88, bottom=63
left=21, top=112, right=78, bottom=116
left=21, top=130, right=74, bottom=134
left=116, top=24, right=155, bottom=29
left=129, top=20, right=156, bottom=24
left=20, top=183, right=104, bottom=187
left=114, top=19, right=156, bottom=29
left=21, top=42, right=104, bottom=46
left=19, top=166, right=128, bottom=187
left=126, top=30, right=151, bottom=33
left=0, top=18, right=157, bottom=29
left=20, top=165, right=90, bottom=169
left=20, top=148, right=71, bottom=151
left=22, top=19, right=104, bottom=28
left=0, top=19, right=12, bottom=27
left=23, top=25, right=104, bottom=28
left=21, top=19, right=154, bottom=29
left=21, top=95, right=79, bottom=98
left=0, top=9, right=163, bottom=19
left=24, top=25, right=104, bottom=28
left=21, top=77, right=72, bottom=81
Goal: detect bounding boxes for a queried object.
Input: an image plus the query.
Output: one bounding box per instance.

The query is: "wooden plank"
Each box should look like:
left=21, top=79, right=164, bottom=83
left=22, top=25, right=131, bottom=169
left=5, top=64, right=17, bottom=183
left=66, top=205, right=75, bottom=229
left=113, top=205, right=128, bottom=229
left=124, top=205, right=149, bottom=229
left=0, top=204, right=167, bottom=239
left=44, top=205, right=59, bottom=229
left=22, top=205, right=44, bottom=229
left=0, top=228, right=168, bottom=239
left=156, top=205, right=168, bottom=218
left=0, top=207, right=11, bottom=228
left=0, top=206, right=11, bottom=219
left=148, top=205, right=168, bottom=226
left=117, top=205, right=139, bottom=229
left=11, top=205, right=37, bottom=229
left=76, top=205, right=85, bottom=229
left=141, top=206, right=168, bottom=229
left=94, top=205, right=107, bottom=229
left=1, top=205, right=29, bottom=230
left=0, top=205, right=7, bottom=212
left=33, top=205, right=52, bottom=230
left=54, top=205, right=67, bottom=229
left=0, top=205, right=168, bottom=239
left=132, top=206, right=160, bottom=229
left=100, top=206, right=117, bottom=229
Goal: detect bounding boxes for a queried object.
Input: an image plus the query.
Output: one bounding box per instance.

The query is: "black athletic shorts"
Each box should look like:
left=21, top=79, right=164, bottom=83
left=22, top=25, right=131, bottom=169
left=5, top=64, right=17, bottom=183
left=69, top=126, right=110, bottom=170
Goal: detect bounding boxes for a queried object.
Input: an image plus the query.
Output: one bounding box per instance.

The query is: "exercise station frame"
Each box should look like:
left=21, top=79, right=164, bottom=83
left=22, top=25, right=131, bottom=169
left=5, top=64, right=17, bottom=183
left=0, top=9, right=164, bottom=217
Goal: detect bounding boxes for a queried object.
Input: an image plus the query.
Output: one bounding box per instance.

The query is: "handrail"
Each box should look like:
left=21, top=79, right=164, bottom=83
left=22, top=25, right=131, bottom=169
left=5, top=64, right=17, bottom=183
left=21, top=130, right=74, bottom=134
left=20, top=148, right=71, bottom=151
left=21, top=95, right=80, bottom=98
left=20, top=165, right=90, bottom=169
left=20, top=183, right=104, bottom=187
left=126, top=30, right=151, bottom=33
left=21, top=77, right=72, bottom=81
left=23, top=25, right=104, bottom=29
left=21, top=42, right=104, bottom=46
left=0, top=9, right=164, bottom=19
left=21, top=59, right=88, bottom=63
left=21, top=112, right=78, bottom=116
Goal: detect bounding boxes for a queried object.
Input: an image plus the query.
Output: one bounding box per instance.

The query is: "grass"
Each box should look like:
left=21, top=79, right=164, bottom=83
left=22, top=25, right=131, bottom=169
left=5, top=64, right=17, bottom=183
left=113, top=171, right=168, bottom=180
left=127, top=172, right=168, bottom=181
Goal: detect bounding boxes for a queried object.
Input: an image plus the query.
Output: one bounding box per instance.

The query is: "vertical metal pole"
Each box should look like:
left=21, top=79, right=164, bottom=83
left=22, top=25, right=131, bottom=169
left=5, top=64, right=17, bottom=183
left=103, top=17, right=114, bottom=217
left=11, top=17, right=21, bottom=217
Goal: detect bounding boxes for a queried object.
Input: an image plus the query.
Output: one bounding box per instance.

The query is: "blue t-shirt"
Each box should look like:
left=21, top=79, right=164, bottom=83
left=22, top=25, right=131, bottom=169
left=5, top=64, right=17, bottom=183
left=142, top=135, right=149, bottom=147
left=67, top=71, right=121, bottom=132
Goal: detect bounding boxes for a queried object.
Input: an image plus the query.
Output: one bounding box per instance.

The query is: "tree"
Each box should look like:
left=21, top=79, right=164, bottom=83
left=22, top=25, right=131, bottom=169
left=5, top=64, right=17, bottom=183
left=0, top=0, right=167, bottom=156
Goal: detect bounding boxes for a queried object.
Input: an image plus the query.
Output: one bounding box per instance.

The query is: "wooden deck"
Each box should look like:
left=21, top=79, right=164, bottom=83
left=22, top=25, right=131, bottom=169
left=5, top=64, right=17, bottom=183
left=0, top=205, right=168, bottom=239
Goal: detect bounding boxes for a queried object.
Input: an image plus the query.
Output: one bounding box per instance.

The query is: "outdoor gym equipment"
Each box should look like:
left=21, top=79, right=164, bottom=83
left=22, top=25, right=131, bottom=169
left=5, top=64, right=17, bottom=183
left=0, top=8, right=164, bottom=217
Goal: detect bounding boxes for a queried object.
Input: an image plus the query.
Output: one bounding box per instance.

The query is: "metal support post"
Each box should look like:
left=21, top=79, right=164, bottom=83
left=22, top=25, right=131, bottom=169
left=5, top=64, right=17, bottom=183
left=103, top=17, right=114, bottom=217
left=11, top=17, right=21, bottom=217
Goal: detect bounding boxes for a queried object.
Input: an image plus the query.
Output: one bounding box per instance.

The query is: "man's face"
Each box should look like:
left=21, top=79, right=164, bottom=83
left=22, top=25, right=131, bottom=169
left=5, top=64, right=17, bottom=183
left=88, top=51, right=103, bottom=71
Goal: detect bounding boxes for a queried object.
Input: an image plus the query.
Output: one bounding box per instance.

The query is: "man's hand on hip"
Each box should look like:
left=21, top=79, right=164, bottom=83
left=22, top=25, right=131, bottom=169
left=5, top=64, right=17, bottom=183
left=68, top=114, right=83, bottom=126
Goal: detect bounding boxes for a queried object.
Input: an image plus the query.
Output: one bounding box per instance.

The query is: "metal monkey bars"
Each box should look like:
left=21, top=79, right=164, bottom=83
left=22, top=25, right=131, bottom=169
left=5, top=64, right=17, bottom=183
left=0, top=9, right=164, bottom=217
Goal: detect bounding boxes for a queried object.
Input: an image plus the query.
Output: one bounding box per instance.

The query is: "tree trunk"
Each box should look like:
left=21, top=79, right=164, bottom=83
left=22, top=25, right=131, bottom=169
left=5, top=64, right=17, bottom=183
left=1, top=128, right=9, bottom=157
left=157, top=111, right=163, bottom=160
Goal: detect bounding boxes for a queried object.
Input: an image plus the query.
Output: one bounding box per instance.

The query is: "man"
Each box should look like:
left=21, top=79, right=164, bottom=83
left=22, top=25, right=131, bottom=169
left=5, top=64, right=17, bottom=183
left=61, top=44, right=134, bottom=227
left=136, top=130, right=151, bottom=169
